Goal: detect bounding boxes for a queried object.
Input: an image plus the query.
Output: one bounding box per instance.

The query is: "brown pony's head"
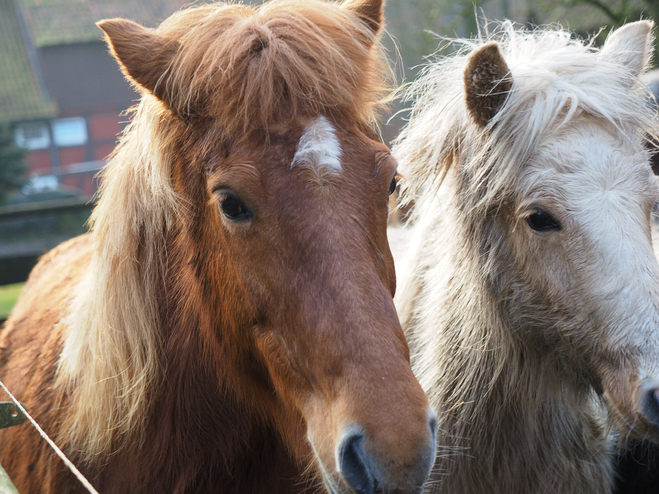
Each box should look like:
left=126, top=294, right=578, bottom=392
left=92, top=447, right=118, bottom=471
left=90, top=1, right=436, bottom=492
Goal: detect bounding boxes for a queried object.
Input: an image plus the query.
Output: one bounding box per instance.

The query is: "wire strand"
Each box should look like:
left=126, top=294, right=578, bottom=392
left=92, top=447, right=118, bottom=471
left=0, top=379, right=99, bottom=494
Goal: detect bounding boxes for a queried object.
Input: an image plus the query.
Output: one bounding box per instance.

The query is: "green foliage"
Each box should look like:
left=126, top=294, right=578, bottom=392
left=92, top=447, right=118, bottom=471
left=0, top=283, right=24, bottom=320
left=565, top=0, right=659, bottom=27
left=559, top=0, right=659, bottom=63
left=386, top=0, right=659, bottom=77
left=0, top=464, right=19, bottom=494
left=387, top=0, right=490, bottom=75
left=0, top=124, right=26, bottom=205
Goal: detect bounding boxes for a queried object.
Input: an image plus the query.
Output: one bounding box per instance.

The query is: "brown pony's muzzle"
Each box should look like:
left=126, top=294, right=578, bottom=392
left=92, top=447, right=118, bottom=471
left=302, top=353, right=436, bottom=494
left=337, top=409, right=437, bottom=494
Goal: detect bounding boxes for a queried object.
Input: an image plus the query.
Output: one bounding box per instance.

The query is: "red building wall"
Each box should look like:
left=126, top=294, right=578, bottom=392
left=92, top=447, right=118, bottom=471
left=16, top=41, right=139, bottom=197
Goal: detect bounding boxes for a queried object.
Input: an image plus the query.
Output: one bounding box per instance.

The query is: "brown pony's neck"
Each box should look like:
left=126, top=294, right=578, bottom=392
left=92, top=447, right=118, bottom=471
left=408, top=185, right=614, bottom=494
left=88, top=342, right=314, bottom=493
left=94, top=318, right=312, bottom=494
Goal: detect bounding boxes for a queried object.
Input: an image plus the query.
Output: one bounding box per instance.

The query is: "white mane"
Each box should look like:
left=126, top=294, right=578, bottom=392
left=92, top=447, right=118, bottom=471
left=395, top=21, right=658, bottom=210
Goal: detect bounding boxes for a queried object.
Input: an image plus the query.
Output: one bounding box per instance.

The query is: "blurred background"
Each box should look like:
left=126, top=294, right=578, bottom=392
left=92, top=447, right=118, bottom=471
left=389, top=0, right=659, bottom=74
left=0, top=0, right=656, bottom=322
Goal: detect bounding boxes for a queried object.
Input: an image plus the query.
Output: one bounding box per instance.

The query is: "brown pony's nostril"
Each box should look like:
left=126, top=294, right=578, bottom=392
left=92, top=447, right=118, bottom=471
left=337, top=420, right=435, bottom=494
left=428, top=410, right=438, bottom=442
left=642, top=388, right=659, bottom=428
left=339, top=432, right=375, bottom=494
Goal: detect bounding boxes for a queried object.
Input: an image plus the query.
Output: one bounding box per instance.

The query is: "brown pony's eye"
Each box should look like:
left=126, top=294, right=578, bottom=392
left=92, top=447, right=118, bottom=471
left=389, top=177, right=398, bottom=195
left=218, top=191, right=253, bottom=221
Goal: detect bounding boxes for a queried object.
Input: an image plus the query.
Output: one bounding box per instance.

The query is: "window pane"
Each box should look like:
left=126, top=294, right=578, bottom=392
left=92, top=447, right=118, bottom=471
left=52, top=118, right=87, bottom=147
left=14, top=123, right=50, bottom=150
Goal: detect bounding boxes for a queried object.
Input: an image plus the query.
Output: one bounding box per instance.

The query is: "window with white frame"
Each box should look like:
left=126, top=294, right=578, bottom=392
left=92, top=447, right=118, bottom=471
left=14, top=122, right=50, bottom=150
left=52, top=117, right=87, bottom=147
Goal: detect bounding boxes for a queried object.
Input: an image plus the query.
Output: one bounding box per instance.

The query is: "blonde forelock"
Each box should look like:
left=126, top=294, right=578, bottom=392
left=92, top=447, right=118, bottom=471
left=157, top=0, right=391, bottom=134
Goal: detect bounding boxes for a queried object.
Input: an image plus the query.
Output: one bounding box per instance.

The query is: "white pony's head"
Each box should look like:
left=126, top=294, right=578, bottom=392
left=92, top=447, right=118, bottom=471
left=397, top=21, right=659, bottom=439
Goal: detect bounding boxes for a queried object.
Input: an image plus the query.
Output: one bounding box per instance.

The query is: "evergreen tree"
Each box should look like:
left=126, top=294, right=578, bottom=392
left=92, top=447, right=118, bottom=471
left=0, top=124, right=27, bottom=205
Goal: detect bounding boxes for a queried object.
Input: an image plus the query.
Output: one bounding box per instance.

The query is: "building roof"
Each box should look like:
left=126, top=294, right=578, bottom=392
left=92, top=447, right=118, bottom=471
left=0, top=0, right=187, bottom=123
left=0, top=0, right=57, bottom=122
left=21, top=0, right=188, bottom=47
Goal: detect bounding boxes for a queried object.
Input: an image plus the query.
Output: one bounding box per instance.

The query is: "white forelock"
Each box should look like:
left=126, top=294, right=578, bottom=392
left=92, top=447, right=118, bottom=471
left=394, top=21, right=658, bottom=207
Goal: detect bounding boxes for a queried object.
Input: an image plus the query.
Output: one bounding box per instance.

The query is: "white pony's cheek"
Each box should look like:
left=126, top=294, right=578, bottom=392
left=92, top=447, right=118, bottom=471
left=510, top=190, right=659, bottom=366
left=583, top=216, right=659, bottom=345
left=527, top=221, right=659, bottom=439
left=507, top=219, right=575, bottom=307
left=564, top=198, right=659, bottom=437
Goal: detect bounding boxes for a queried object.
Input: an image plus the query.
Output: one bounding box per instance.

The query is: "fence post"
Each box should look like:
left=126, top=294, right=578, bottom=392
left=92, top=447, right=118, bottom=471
left=0, top=402, right=26, bottom=493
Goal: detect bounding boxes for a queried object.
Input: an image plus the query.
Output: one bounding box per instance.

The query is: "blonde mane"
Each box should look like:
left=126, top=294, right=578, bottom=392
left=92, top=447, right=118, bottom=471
left=56, top=0, right=391, bottom=462
left=132, top=0, right=390, bottom=134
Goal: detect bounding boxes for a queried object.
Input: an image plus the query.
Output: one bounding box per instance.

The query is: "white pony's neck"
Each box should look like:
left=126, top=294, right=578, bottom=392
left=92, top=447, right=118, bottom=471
left=394, top=177, right=613, bottom=494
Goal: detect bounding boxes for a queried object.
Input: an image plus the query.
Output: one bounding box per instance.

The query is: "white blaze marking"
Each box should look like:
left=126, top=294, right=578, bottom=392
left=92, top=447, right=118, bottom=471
left=292, top=116, right=342, bottom=174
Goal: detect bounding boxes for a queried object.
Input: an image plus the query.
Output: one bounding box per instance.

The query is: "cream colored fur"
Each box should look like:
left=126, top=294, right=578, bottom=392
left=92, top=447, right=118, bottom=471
left=57, top=98, right=180, bottom=461
left=393, top=21, right=659, bottom=494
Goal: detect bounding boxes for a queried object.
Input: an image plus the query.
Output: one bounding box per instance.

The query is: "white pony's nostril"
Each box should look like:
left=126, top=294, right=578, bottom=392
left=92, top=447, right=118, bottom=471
left=642, top=388, right=659, bottom=428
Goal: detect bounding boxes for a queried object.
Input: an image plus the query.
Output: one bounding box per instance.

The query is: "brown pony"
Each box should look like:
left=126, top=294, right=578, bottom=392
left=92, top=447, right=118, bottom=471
left=0, top=1, right=436, bottom=493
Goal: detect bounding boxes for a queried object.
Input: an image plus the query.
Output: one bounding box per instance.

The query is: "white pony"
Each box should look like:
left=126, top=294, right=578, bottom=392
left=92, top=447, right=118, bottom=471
left=392, top=21, right=659, bottom=494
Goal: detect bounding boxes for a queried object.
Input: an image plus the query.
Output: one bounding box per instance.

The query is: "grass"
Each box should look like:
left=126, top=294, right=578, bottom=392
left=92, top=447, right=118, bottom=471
left=0, top=284, right=25, bottom=492
left=0, top=464, right=18, bottom=494
left=0, top=283, right=24, bottom=320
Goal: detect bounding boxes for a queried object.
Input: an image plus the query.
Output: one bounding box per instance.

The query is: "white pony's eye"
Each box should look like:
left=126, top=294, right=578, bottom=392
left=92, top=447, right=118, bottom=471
left=527, top=208, right=561, bottom=232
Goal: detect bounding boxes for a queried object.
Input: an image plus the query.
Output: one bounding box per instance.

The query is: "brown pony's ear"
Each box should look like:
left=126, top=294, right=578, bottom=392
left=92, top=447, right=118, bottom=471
left=98, top=18, right=179, bottom=107
left=464, top=42, right=513, bottom=128
left=343, top=0, right=384, bottom=35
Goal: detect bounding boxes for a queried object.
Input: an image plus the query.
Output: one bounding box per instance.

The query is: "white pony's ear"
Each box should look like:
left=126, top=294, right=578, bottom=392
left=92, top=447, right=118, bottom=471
left=464, top=42, right=513, bottom=128
left=600, top=20, right=654, bottom=77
